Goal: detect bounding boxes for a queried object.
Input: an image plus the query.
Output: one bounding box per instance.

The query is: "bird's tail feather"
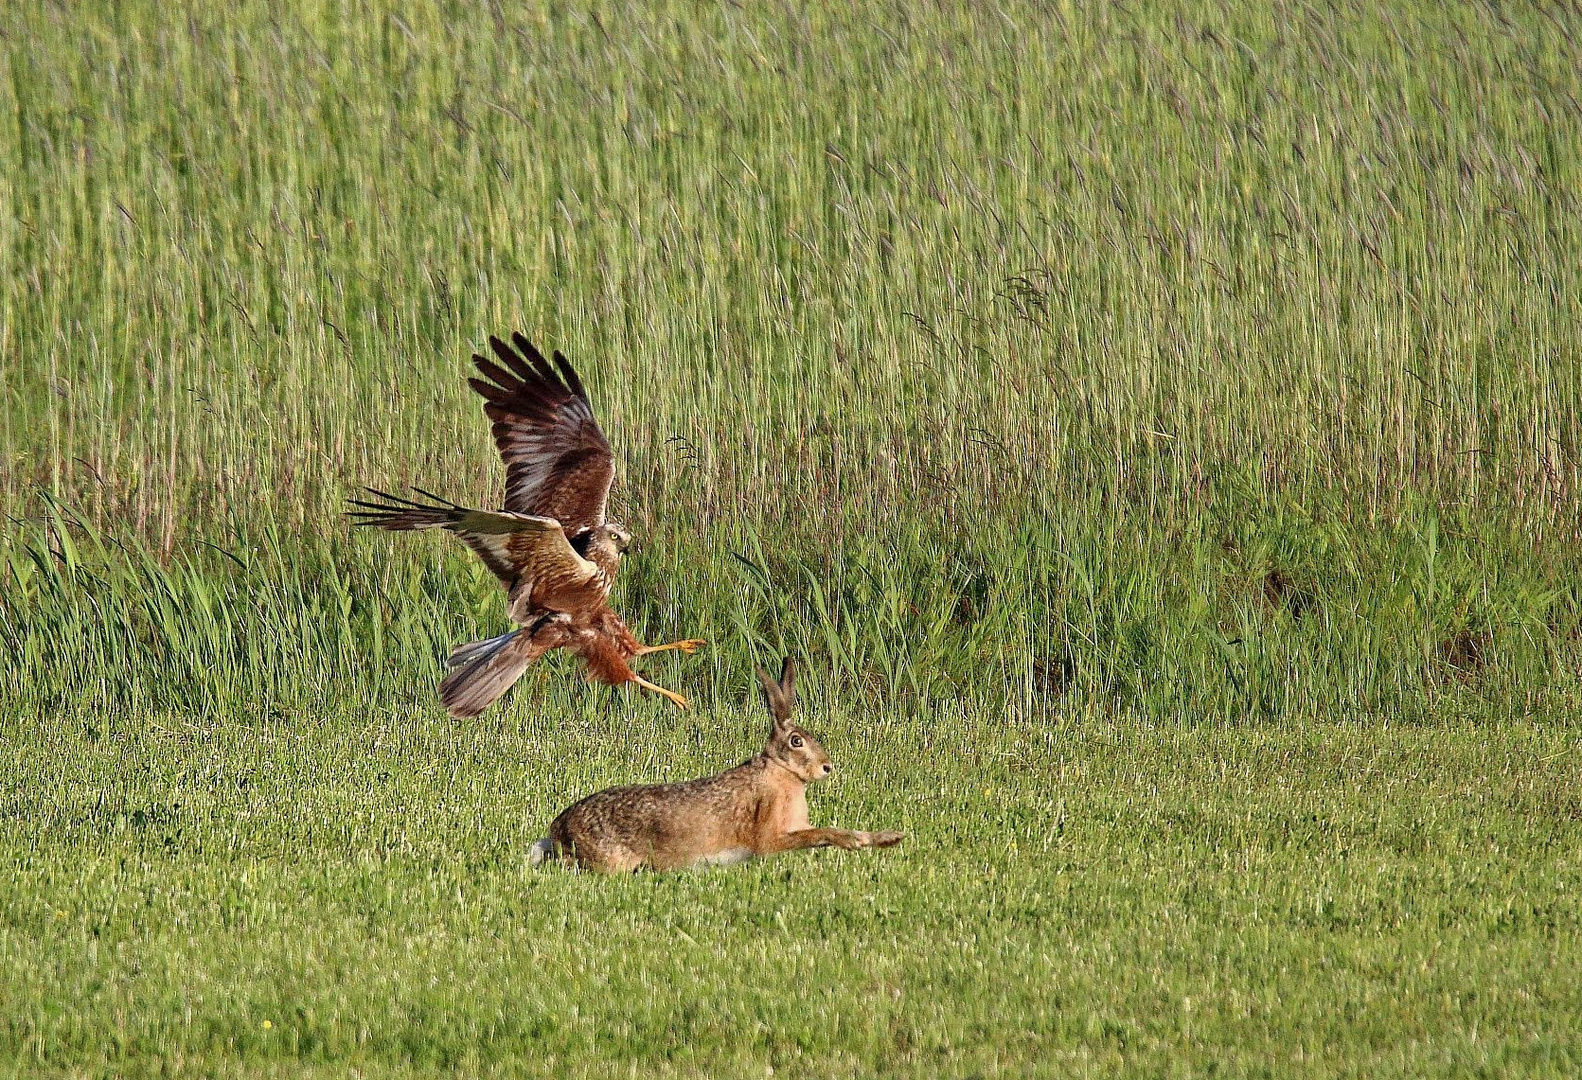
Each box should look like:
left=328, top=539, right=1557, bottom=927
left=439, top=628, right=543, bottom=718
left=445, top=630, right=518, bottom=671
left=346, top=487, right=471, bottom=531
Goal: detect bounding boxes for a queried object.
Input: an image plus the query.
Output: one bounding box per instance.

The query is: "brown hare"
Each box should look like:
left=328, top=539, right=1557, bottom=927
left=529, top=659, right=904, bottom=872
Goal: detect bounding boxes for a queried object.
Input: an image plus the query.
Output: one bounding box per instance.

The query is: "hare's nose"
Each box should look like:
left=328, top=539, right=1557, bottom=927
left=822, top=763, right=833, bottom=774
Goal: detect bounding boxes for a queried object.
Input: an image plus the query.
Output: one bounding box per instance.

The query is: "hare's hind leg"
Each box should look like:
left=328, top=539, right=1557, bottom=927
left=587, top=848, right=645, bottom=873
left=558, top=839, right=645, bottom=873
left=530, top=834, right=639, bottom=872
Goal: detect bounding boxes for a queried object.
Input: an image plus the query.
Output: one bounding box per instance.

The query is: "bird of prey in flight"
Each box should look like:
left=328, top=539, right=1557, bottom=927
left=350, top=333, right=703, bottom=717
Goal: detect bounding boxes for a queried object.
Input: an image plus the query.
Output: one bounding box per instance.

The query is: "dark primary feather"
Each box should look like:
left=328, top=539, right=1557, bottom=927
left=347, top=488, right=521, bottom=585
left=347, top=487, right=596, bottom=594
left=345, top=487, right=463, bottom=529
left=468, top=334, right=615, bottom=533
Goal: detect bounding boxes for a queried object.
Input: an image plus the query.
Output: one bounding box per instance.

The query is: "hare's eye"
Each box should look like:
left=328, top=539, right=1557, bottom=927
left=789, top=734, right=804, bottom=748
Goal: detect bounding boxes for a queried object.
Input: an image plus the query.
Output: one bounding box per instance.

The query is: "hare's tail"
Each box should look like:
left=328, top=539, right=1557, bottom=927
left=439, top=628, right=540, bottom=718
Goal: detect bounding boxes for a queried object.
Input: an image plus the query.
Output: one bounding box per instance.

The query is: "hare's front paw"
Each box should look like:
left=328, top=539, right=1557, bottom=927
left=864, top=831, right=905, bottom=848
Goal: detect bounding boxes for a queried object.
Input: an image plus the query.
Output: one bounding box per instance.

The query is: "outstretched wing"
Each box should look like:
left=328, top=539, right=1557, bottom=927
left=467, top=333, right=614, bottom=533
left=347, top=488, right=599, bottom=592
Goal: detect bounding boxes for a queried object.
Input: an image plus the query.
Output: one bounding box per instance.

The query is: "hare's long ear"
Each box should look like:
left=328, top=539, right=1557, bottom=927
left=755, top=658, right=795, bottom=731
left=777, top=657, right=796, bottom=711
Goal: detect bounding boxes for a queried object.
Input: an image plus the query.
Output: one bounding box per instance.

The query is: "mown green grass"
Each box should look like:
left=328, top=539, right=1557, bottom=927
left=3, top=0, right=1582, bottom=1074
left=4, top=706, right=1580, bottom=1078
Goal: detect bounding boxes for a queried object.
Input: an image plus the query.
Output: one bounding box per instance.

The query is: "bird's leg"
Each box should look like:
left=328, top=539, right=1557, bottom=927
left=634, top=638, right=707, bottom=657
left=628, top=674, right=691, bottom=709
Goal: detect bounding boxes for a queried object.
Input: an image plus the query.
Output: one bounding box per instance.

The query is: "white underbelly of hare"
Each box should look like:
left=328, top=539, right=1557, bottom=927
left=693, top=847, right=755, bottom=868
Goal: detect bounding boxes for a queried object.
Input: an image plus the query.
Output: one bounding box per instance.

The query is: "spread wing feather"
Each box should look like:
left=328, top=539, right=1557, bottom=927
left=347, top=488, right=598, bottom=591
left=467, top=333, right=614, bottom=532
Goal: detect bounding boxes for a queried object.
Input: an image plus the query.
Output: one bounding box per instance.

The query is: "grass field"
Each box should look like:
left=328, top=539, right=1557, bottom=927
left=3, top=0, right=1582, bottom=1075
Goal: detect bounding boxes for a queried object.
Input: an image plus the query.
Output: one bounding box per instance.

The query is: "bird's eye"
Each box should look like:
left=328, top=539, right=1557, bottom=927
left=789, top=735, right=804, bottom=748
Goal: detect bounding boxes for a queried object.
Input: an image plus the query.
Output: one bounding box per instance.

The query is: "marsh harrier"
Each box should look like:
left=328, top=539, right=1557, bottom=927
left=350, top=333, right=703, bottom=716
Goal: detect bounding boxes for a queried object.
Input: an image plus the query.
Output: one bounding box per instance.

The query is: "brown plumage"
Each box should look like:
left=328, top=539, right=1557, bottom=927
left=349, top=333, right=703, bottom=716
left=531, top=659, right=906, bottom=873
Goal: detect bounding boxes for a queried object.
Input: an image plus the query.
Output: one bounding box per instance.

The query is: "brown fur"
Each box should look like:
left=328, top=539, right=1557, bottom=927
left=534, top=659, right=904, bottom=873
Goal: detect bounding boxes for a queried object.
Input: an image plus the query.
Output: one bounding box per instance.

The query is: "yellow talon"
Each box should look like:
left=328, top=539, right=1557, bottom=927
left=632, top=675, right=690, bottom=709
left=641, top=638, right=707, bottom=656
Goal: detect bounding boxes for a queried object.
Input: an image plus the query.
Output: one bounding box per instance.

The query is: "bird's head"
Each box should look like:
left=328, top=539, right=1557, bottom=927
left=602, top=522, right=633, bottom=555
left=573, top=523, right=633, bottom=568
